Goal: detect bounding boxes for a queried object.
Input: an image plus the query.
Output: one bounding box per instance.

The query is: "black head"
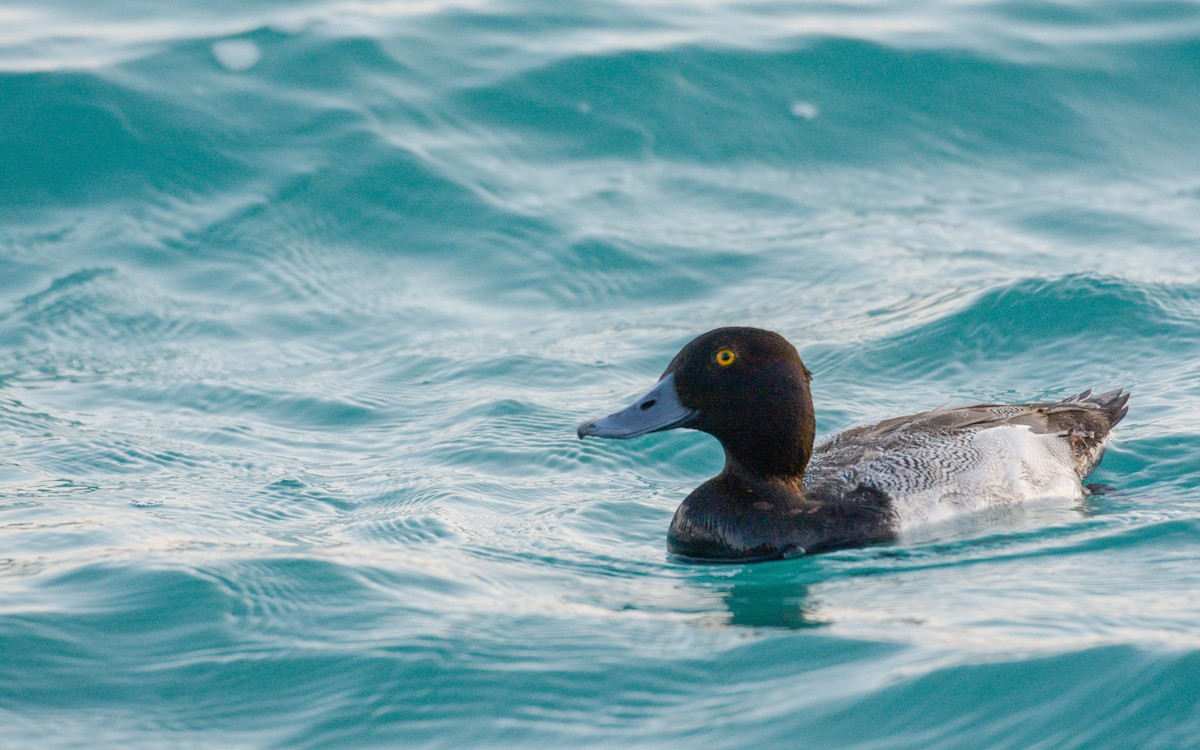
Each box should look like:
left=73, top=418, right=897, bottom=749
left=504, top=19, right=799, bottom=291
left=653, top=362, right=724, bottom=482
left=579, top=327, right=815, bottom=479
left=665, top=327, right=814, bottom=477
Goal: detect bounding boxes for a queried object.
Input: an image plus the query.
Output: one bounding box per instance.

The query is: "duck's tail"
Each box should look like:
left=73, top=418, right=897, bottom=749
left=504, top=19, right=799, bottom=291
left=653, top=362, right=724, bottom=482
left=1060, top=387, right=1131, bottom=477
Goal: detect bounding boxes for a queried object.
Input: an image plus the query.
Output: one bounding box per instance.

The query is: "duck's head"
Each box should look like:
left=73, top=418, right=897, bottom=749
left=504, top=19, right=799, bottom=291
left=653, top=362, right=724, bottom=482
left=577, top=327, right=815, bottom=478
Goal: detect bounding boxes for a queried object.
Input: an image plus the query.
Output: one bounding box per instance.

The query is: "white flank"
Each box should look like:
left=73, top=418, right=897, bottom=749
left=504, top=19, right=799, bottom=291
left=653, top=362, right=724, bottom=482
left=889, top=425, right=1084, bottom=530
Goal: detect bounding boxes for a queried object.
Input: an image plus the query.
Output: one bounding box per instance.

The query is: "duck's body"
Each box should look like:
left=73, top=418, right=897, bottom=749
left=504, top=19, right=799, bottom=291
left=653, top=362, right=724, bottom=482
left=806, top=391, right=1127, bottom=529
left=578, top=327, right=1129, bottom=563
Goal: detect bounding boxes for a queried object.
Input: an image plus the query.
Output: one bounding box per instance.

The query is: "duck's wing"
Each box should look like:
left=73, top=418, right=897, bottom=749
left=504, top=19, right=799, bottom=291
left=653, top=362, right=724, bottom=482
left=805, top=389, right=1130, bottom=525
left=856, top=388, right=1129, bottom=441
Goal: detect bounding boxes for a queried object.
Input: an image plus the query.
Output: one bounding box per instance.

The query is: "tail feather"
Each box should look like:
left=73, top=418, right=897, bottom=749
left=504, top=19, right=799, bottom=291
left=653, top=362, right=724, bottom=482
left=1071, top=387, right=1131, bottom=428
left=1061, top=387, right=1130, bottom=477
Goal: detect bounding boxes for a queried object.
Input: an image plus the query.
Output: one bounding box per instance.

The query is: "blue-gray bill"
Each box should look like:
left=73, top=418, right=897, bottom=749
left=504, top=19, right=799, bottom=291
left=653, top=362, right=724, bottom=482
left=577, top=372, right=697, bottom=439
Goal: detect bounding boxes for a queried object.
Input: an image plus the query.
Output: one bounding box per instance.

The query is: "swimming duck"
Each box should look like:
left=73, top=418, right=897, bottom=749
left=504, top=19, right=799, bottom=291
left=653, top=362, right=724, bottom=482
left=577, top=327, right=1129, bottom=562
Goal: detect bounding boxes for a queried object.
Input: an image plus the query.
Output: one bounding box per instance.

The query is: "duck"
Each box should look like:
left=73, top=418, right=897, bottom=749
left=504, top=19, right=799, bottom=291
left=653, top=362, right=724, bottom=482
left=577, top=327, right=1129, bottom=563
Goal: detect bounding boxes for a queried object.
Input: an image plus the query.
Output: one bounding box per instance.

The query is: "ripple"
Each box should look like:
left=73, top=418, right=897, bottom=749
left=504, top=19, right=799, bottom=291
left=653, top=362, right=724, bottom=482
left=458, top=41, right=1085, bottom=165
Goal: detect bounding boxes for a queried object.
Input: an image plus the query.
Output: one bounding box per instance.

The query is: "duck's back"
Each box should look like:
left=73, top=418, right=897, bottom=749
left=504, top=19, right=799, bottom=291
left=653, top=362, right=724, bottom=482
left=805, top=389, right=1130, bottom=528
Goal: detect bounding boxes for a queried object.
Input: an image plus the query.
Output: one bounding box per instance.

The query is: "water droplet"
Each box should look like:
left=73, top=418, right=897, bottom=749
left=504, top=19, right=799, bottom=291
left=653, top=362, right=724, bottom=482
left=212, top=40, right=262, bottom=72
left=790, top=101, right=819, bottom=120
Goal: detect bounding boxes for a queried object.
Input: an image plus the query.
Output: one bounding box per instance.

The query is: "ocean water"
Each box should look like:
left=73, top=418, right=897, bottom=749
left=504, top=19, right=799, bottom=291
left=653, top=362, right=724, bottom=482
left=3, top=0, right=1200, bottom=747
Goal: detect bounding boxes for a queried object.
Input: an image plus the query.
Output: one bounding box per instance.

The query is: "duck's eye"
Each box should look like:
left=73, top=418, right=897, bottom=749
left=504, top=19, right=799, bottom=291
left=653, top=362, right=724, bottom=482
left=715, top=348, right=737, bottom=367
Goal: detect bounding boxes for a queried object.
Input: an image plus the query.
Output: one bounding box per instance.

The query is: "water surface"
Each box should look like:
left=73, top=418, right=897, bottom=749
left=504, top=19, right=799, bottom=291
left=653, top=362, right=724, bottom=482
left=3, top=1, right=1200, bottom=747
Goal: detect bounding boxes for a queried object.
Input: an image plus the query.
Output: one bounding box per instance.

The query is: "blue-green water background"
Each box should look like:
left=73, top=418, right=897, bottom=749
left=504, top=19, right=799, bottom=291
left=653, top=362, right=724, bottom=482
left=4, top=1, right=1200, bottom=747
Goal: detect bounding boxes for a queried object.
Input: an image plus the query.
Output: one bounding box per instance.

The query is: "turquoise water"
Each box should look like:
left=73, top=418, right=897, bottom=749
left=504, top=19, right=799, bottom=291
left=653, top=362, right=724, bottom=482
left=3, top=0, right=1200, bottom=747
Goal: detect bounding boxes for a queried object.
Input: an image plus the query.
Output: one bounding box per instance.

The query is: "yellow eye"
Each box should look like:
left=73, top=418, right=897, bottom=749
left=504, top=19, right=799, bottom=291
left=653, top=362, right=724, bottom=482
left=715, top=348, right=737, bottom=367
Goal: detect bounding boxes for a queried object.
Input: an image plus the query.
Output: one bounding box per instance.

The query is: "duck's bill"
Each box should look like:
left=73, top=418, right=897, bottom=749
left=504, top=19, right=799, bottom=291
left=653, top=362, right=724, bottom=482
left=577, top=372, right=698, bottom=439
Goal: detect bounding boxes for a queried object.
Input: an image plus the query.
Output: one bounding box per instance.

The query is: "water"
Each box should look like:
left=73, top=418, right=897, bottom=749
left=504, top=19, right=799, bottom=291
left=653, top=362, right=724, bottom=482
left=3, top=1, right=1200, bottom=747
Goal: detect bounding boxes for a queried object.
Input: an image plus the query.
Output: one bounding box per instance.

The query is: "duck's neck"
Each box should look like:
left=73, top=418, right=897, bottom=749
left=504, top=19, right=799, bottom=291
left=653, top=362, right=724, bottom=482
left=719, top=406, right=814, bottom=482
left=720, top=452, right=805, bottom=495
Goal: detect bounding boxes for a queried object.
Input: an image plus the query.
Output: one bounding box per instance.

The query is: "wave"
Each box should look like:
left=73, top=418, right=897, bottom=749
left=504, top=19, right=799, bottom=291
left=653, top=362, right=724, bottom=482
left=813, top=273, right=1200, bottom=391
